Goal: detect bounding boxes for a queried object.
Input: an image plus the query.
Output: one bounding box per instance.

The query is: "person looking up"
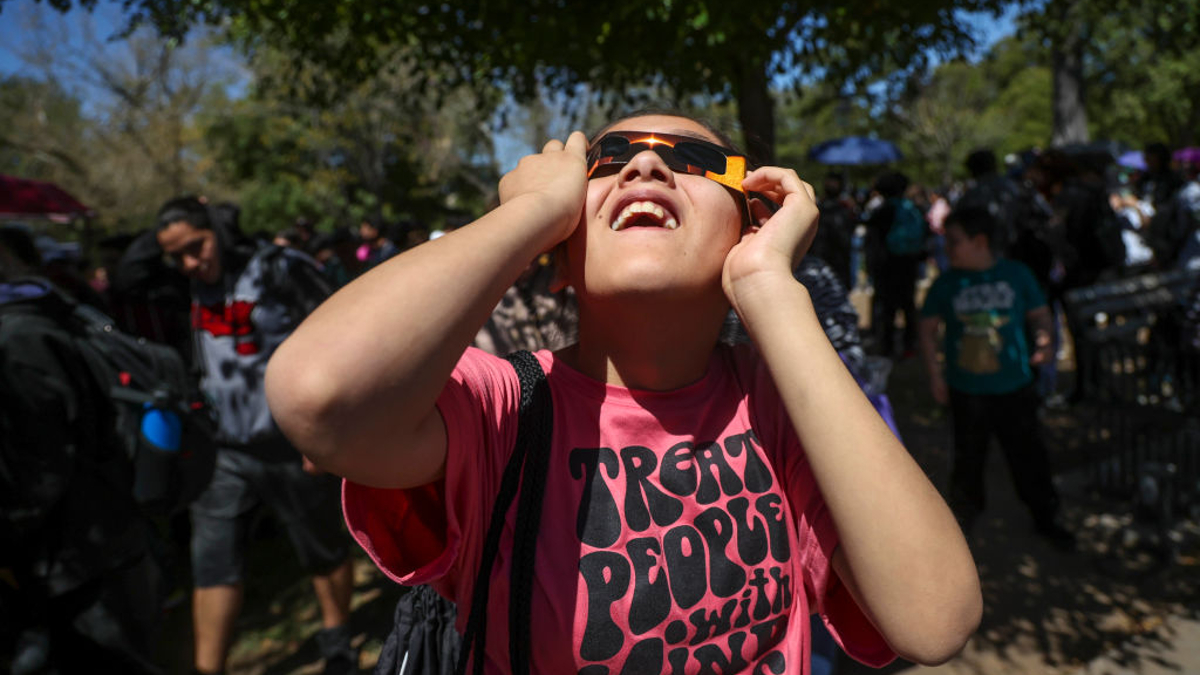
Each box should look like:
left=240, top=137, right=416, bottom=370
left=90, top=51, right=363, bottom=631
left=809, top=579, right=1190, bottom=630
left=266, top=112, right=981, bottom=674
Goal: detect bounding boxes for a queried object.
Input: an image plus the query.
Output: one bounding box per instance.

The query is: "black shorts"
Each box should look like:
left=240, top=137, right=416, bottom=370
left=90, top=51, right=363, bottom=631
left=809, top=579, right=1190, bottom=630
left=190, top=449, right=350, bottom=587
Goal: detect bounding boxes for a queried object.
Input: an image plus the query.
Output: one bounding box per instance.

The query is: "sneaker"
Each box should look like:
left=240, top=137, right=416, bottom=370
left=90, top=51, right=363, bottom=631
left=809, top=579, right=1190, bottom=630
left=1042, top=393, right=1069, bottom=410
left=316, top=625, right=360, bottom=675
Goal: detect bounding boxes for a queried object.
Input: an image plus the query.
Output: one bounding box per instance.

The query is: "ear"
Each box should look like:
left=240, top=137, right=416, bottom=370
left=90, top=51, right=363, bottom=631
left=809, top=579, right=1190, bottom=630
left=548, top=243, right=571, bottom=293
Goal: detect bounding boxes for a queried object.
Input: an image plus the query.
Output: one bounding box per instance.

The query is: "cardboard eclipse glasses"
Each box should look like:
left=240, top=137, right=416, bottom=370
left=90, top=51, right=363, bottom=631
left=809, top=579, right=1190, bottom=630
left=586, top=131, right=747, bottom=195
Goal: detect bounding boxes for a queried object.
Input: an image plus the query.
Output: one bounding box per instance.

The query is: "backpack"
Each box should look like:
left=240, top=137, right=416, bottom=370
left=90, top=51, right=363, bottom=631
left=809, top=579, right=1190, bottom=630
left=375, top=350, right=552, bottom=675
left=1, top=287, right=217, bottom=516
left=885, top=197, right=928, bottom=256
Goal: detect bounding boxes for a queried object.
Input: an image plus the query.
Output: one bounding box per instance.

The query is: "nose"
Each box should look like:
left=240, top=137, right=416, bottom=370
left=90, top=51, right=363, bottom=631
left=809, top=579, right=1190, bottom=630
left=617, top=148, right=675, bottom=188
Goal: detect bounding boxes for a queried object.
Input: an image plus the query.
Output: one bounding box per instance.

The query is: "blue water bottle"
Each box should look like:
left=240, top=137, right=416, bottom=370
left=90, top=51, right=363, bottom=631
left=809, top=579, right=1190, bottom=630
left=141, top=404, right=182, bottom=451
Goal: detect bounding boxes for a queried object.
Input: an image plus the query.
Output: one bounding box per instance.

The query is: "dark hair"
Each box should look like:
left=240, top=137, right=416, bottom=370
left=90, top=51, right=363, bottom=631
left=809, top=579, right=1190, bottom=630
left=965, top=149, right=997, bottom=178
left=945, top=205, right=996, bottom=242
left=874, top=171, right=909, bottom=199
left=0, top=225, right=43, bottom=269
left=312, top=226, right=354, bottom=252
left=823, top=171, right=845, bottom=196
left=156, top=196, right=211, bottom=232
left=155, top=196, right=255, bottom=279
left=363, top=212, right=394, bottom=229
left=1032, top=150, right=1078, bottom=188
left=1144, top=142, right=1171, bottom=164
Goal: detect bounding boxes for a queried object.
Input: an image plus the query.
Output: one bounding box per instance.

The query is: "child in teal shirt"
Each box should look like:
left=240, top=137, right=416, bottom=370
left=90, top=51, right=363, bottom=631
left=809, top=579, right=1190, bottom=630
left=918, top=206, right=1074, bottom=547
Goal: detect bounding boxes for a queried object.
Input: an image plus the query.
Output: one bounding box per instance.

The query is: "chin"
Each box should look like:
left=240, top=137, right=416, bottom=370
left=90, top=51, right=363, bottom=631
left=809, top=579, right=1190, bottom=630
left=585, top=269, right=721, bottom=304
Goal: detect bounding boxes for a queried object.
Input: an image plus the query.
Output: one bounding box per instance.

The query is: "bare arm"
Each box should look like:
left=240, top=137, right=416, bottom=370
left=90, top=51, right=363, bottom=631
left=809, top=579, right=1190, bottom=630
left=265, top=133, right=589, bottom=489
left=918, top=315, right=948, bottom=406
left=1026, top=305, right=1054, bottom=367
left=724, top=168, right=981, bottom=665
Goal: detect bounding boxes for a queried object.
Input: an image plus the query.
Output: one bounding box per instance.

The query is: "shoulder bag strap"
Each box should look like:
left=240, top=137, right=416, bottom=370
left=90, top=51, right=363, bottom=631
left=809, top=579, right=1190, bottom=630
left=456, top=350, right=552, bottom=675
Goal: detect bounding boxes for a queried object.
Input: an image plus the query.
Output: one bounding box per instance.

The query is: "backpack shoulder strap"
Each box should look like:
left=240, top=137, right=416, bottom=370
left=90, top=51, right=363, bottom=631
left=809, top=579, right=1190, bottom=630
left=503, top=351, right=553, bottom=675
left=456, top=350, right=552, bottom=675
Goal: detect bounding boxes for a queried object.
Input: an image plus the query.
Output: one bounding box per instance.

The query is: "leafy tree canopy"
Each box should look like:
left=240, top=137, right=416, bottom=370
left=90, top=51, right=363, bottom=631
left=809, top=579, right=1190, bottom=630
left=8, top=0, right=1011, bottom=161
left=202, top=32, right=502, bottom=233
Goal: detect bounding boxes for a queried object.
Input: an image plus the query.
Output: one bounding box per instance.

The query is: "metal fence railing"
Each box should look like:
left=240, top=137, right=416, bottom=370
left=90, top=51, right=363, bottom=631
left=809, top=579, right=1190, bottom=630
left=1063, top=267, right=1200, bottom=517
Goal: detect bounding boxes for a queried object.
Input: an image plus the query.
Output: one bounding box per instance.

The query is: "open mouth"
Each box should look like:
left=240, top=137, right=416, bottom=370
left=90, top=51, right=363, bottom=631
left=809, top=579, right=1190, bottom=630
left=611, top=200, right=679, bottom=231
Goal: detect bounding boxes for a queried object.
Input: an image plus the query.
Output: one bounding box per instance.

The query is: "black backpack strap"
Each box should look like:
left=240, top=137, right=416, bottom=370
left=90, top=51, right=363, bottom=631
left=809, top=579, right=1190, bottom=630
left=456, top=350, right=552, bottom=675
left=504, top=351, right=553, bottom=675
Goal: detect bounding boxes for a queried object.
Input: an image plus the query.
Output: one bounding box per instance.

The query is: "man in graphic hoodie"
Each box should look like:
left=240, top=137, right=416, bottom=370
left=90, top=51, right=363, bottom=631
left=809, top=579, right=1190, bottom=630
left=155, top=198, right=358, bottom=675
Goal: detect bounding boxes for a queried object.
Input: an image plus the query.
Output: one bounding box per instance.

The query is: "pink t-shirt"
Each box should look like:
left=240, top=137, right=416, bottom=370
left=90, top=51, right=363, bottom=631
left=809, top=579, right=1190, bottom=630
left=344, top=346, right=894, bottom=674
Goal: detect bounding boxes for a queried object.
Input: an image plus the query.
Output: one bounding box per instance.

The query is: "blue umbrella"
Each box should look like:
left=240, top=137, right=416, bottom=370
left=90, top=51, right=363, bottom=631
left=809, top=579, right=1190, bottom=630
left=809, top=136, right=903, bottom=165
left=1117, top=150, right=1147, bottom=171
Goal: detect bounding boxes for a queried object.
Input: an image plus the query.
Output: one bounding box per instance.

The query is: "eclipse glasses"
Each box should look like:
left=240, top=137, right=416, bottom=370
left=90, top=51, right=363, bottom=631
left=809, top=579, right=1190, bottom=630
left=586, top=131, right=747, bottom=194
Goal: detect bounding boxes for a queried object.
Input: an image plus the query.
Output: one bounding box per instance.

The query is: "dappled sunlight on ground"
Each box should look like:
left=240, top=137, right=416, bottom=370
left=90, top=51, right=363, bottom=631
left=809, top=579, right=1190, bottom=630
left=839, top=357, right=1199, bottom=675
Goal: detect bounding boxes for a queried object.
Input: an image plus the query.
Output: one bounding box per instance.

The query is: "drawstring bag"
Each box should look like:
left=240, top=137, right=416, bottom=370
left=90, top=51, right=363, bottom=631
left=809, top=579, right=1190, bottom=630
left=375, top=350, right=552, bottom=675
left=376, top=584, right=459, bottom=675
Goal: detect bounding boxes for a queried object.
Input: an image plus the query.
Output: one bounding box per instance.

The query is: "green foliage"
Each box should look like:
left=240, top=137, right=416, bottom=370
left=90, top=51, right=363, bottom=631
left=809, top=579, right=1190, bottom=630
left=12, top=0, right=1008, bottom=161
left=201, top=34, right=502, bottom=233
left=774, top=87, right=878, bottom=181
left=1017, top=0, right=1200, bottom=148
left=0, top=24, right=243, bottom=234
left=983, top=66, right=1053, bottom=155
left=1085, top=1, right=1200, bottom=146
left=0, top=75, right=89, bottom=179
left=11, top=0, right=1200, bottom=222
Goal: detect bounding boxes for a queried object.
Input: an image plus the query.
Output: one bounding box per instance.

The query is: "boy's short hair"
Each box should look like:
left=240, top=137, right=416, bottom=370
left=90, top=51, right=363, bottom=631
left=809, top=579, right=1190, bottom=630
left=945, top=205, right=996, bottom=242
left=156, top=196, right=211, bottom=232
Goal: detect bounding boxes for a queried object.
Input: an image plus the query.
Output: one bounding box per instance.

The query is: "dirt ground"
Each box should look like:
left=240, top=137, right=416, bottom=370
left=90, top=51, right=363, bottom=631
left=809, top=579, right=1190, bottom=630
left=837, top=356, right=1200, bottom=675
left=156, top=352, right=1200, bottom=675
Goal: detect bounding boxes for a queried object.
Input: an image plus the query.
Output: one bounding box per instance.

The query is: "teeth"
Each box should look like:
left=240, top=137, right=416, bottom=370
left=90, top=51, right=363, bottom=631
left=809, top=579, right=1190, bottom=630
left=611, top=201, right=678, bottom=231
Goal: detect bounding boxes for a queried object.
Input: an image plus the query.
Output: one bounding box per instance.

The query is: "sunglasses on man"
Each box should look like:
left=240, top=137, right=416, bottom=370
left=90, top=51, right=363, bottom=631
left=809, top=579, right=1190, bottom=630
left=586, top=131, right=748, bottom=195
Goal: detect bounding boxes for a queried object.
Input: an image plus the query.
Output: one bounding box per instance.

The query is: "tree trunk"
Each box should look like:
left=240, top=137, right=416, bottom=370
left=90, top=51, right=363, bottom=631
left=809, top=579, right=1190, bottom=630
left=735, top=58, right=776, bottom=166
left=1050, top=10, right=1088, bottom=145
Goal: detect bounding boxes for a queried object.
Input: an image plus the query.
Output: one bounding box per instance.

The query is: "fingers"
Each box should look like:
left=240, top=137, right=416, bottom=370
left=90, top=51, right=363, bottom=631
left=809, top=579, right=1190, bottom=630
left=742, top=166, right=815, bottom=204
left=564, top=130, right=588, bottom=157
left=749, top=198, right=775, bottom=227
left=542, top=131, right=587, bottom=157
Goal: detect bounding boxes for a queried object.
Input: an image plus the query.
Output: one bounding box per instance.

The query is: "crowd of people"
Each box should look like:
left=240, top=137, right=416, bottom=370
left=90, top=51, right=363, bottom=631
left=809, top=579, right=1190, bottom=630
left=815, top=143, right=1200, bottom=355
left=3, top=118, right=1200, bottom=675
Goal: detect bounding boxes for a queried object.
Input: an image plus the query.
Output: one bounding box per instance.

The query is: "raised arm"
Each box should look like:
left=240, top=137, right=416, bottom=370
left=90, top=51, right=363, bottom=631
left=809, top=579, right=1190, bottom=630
left=723, top=167, right=981, bottom=665
left=265, top=133, right=589, bottom=489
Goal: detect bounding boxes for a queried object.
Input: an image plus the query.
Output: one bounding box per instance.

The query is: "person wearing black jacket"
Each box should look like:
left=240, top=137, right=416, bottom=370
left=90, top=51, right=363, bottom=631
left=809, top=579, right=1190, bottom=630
left=0, top=228, right=163, bottom=674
